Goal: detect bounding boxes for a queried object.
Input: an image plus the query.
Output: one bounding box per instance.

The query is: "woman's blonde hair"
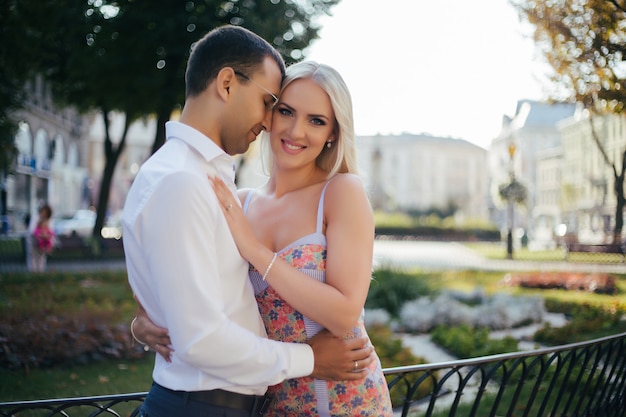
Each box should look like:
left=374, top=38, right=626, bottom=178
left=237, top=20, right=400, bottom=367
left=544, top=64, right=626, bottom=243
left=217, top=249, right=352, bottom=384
left=260, top=61, right=359, bottom=178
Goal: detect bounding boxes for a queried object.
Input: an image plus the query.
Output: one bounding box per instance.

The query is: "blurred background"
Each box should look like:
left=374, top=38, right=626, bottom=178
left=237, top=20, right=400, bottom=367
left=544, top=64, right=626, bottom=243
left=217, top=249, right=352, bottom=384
left=2, top=2, right=626, bottom=413
left=1, top=0, right=625, bottom=263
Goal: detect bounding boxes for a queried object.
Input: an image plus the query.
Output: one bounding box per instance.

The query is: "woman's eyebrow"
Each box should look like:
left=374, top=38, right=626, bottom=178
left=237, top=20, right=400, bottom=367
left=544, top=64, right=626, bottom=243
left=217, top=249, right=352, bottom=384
left=279, top=101, right=332, bottom=121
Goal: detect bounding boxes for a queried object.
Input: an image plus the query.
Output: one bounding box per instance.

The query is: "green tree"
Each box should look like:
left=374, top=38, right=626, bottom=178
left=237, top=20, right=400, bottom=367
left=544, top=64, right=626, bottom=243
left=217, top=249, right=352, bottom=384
left=5, top=0, right=339, bottom=239
left=0, top=0, right=58, bottom=227
left=511, top=0, right=626, bottom=241
left=0, top=0, right=49, bottom=172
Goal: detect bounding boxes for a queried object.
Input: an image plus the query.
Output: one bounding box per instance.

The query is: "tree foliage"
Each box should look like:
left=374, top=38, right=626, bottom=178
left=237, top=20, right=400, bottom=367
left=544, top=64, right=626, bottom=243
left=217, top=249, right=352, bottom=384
left=511, top=0, right=626, bottom=240
left=0, top=0, right=49, bottom=172
left=3, top=0, right=340, bottom=237
left=511, top=0, right=626, bottom=112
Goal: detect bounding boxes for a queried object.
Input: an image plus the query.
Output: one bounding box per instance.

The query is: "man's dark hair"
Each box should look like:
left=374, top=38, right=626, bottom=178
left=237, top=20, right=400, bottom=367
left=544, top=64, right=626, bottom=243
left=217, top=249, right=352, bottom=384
left=185, top=25, right=285, bottom=97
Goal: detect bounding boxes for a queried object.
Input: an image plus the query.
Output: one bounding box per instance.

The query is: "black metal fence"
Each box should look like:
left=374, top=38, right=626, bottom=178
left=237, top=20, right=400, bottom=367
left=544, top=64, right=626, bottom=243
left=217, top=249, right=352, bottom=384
left=2, top=331, right=625, bottom=417
left=385, top=331, right=626, bottom=417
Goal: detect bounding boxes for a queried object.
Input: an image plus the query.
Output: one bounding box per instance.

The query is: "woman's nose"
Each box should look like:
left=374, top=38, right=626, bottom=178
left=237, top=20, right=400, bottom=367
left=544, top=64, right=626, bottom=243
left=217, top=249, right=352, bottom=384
left=288, top=117, right=306, bottom=139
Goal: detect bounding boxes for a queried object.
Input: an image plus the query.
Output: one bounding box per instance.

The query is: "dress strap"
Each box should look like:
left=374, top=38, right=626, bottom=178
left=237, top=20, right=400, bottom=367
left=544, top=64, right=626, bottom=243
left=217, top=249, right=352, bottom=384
left=242, top=189, right=255, bottom=215
left=316, top=178, right=335, bottom=233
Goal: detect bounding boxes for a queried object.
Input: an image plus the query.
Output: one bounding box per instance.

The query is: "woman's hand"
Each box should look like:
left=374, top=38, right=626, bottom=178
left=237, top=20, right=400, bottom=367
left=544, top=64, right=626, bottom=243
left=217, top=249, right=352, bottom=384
left=133, top=296, right=174, bottom=362
left=209, top=176, right=259, bottom=259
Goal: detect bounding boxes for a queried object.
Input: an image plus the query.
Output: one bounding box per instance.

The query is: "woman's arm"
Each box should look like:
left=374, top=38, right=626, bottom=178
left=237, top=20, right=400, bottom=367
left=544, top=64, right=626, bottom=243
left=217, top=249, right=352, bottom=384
left=211, top=174, right=374, bottom=337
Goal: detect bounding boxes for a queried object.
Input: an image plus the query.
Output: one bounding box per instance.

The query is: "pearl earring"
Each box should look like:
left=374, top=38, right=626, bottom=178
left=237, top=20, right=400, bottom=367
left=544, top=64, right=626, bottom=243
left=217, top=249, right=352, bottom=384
left=326, top=141, right=332, bottom=149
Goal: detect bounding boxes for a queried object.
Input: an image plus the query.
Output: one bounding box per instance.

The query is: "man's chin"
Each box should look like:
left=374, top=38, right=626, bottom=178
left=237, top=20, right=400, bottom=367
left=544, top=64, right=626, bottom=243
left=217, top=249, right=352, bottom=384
left=237, top=140, right=254, bottom=154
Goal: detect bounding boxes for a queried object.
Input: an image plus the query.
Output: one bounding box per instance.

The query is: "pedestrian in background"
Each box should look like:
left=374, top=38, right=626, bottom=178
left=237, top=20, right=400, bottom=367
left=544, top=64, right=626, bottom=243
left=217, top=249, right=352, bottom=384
left=29, top=203, right=54, bottom=272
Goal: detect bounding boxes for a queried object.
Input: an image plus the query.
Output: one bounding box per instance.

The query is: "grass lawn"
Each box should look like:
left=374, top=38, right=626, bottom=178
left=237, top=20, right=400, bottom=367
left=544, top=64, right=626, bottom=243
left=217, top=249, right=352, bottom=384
left=0, top=356, right=154, bottom=402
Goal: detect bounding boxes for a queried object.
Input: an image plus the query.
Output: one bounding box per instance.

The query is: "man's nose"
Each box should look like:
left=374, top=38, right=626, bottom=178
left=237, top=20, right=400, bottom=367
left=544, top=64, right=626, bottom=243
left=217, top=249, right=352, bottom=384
left=260, top=108, right=274, bottom=132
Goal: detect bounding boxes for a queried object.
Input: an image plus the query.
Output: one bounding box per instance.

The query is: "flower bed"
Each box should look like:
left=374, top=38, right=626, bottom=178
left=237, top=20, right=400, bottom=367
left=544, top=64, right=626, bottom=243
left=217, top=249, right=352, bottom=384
left=501, top=272, right=618, bottom=294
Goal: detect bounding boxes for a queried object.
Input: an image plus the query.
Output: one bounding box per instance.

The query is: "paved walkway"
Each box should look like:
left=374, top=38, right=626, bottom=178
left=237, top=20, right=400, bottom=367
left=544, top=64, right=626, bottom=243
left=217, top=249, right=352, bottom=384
left=0, top=258, right=127, bottom=274
left=373, top=240, right=626, bottom=274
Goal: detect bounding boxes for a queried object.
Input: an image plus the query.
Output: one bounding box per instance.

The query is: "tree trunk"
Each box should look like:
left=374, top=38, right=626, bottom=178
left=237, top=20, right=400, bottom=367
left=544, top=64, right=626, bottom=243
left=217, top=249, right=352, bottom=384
left=614, top=181, right=624, bottom=242
left=613, top=150, right=626, bottom=243
left=151, top=108, right=170, bottom=155
left=94, top=152, right=117, bottom=237
left=588, top=116, right=625, bottom=242
left=92, top=110, right=129, bottom=242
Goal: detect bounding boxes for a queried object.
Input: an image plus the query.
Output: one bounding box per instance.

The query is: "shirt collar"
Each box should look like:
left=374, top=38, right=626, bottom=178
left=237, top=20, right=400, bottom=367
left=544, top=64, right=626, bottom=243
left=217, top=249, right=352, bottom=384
left=165, top=120, right=231, bottom=162
left=165, top=120, right=236, bottom=178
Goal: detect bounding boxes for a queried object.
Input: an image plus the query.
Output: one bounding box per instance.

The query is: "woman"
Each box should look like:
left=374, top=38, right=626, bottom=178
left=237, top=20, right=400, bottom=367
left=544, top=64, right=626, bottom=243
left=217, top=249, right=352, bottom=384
left=134, top=61, right=392, bottom=416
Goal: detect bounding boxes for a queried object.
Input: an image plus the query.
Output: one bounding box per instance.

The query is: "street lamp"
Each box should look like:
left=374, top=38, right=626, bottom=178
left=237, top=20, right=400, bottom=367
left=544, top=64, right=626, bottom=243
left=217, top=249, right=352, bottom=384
left=506, top=143, right=516, bottom=260
left=498, top=142, right=527, bottom=260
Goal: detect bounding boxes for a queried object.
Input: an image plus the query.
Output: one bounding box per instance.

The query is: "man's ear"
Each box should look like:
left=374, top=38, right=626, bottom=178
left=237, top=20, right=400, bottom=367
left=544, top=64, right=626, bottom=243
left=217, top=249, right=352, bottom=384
left=216, top=67, right=236, bottom=102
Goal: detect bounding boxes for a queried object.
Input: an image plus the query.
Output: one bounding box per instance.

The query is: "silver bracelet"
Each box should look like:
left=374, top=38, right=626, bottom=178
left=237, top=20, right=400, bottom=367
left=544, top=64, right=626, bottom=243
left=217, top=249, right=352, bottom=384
left=130, top=317, right=150, bottom=352
left=262, top=252, right=278, bottom=281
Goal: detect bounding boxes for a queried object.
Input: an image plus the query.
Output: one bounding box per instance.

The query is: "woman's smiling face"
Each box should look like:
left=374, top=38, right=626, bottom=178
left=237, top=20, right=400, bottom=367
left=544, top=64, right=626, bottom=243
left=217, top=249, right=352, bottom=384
left=269, top=77, right=336, bottom=170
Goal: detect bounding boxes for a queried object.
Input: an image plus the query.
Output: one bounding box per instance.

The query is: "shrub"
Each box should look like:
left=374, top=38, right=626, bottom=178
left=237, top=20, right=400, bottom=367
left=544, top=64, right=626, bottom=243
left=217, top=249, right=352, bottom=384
left=0, top=310, right=147, bottom=370
left=366, top=269, right=436, bottom=318
left=534, top=302, right=626, bottom=345
left=0, top=271, right=145, bottom=370
left=430, top=324, right=518, bottom=359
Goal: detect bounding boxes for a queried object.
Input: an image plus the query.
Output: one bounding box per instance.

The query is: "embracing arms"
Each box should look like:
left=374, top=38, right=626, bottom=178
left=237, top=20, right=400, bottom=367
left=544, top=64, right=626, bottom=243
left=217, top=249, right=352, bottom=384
left=212, top=173, right=375, bottom=337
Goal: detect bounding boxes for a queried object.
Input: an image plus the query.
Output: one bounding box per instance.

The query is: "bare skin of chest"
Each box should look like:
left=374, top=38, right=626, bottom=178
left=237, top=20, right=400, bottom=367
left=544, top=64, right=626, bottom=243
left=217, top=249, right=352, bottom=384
left=247, top=185, right=325, bottom=252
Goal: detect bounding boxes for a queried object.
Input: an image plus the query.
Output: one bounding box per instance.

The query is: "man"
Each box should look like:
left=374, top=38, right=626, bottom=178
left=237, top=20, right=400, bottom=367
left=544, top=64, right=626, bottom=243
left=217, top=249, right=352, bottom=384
left=122, top=25, right=373, bottom=417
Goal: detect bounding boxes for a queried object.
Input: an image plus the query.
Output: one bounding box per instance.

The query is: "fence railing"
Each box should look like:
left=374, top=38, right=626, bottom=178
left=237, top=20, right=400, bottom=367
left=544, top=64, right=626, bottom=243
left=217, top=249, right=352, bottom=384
left=2, top=331, right=625, bottom=417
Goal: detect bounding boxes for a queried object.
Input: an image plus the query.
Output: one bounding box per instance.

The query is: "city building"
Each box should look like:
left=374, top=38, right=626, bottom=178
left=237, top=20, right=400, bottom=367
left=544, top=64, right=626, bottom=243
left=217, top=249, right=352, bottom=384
left=559, top=109, right=626, bottom=243
left=2, top=75, right=90, bottom=234
left=356, top=134, right=489, bottom=221
left=489, top=99, right=577, bottom=247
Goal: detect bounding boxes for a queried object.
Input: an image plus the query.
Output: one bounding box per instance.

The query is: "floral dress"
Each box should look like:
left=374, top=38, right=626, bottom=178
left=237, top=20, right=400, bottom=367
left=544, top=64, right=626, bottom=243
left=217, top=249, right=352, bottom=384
left=244, top=181, right=393, bottom=417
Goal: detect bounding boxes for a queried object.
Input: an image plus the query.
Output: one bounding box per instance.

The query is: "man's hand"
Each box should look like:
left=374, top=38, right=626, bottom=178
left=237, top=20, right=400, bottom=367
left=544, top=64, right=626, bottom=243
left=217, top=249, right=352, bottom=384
left=307, top=329, right=375, bottom=381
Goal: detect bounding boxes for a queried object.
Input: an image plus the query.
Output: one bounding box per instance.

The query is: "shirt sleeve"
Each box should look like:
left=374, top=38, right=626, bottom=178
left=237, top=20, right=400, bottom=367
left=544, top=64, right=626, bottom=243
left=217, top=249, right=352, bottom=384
left=138, top=171, right=313, bottom=388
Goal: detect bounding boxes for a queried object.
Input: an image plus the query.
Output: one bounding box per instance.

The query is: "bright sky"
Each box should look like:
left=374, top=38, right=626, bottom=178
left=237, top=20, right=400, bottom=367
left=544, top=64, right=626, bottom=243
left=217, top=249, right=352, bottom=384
left=304, top=0, right=553, bottom=149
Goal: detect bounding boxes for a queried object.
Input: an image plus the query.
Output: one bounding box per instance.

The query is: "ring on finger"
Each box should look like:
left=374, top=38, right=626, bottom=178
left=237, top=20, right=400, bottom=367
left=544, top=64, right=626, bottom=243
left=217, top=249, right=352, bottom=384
left=226, top=203, right=233, bottom=212
left=353, top=360, right=358, bottom=371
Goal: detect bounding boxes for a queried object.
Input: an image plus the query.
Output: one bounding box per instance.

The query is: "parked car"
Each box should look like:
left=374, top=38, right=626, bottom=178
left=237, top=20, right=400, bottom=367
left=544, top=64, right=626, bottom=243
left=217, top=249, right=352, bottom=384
left=53, top=210, right=97, bottom=238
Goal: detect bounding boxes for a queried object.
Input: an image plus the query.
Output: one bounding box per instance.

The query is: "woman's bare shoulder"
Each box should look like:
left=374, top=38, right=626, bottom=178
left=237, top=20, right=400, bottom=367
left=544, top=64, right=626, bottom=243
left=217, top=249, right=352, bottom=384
left=326, top=173, right=366, bottom=194
left=324, top=174, right=370, bottom=211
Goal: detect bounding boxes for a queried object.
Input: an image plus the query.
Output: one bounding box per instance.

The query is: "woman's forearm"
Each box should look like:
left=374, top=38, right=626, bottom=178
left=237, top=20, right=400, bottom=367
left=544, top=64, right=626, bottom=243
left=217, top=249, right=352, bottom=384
left=247, top=243, right=367, bottom=337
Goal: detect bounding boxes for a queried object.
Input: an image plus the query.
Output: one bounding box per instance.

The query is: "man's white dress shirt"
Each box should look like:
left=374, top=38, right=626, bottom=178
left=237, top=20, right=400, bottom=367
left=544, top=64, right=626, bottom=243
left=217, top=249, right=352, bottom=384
left=122, top=121, right=314, bottom=395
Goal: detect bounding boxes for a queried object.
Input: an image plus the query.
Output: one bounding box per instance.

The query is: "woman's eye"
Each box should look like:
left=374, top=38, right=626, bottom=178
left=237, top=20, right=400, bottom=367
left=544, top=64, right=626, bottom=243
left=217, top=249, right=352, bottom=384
left=277, top=107, right=292, bottom=116
left=311, top=118, right=326, bottom=126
